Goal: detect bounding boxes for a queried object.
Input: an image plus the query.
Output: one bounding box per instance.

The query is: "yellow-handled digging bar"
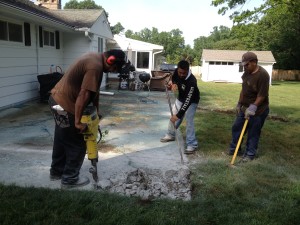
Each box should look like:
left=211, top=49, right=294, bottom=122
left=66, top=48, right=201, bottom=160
left=230, top=119, right=248, bottom=165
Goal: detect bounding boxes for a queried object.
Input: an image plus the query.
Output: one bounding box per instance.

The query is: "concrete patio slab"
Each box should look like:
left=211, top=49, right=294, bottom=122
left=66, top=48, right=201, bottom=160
left=0, top=89, right=197, bottom=200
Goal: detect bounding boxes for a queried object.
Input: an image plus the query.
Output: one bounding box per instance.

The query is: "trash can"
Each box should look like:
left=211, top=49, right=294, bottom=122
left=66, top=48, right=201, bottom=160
left=37, top=66, right=63, bottom=102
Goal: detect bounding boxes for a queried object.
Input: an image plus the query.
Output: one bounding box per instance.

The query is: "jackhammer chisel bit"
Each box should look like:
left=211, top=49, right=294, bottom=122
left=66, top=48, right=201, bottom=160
left=89, top=159, right=98, bottom=183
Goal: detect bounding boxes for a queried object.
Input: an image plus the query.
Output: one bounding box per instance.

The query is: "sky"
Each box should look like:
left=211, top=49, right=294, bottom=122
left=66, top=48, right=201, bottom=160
left=61, top=0, right=261, bottom=46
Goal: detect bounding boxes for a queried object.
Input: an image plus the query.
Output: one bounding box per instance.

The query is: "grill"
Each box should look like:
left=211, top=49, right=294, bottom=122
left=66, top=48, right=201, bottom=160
left=139, top=73, right=150, bottom=83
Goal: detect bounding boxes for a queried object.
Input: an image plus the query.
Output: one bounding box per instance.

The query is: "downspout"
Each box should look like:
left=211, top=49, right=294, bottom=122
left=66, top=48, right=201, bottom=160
left=35, top=25, right=40, bottom=75
left=152, top=50, right=163, bottom=71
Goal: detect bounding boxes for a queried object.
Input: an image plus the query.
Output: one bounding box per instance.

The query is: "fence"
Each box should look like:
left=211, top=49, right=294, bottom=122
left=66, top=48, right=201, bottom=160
left=272, top=70, right=300, bottom=81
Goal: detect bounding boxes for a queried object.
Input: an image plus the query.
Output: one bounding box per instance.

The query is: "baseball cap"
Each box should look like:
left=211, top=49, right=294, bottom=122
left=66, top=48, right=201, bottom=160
left=240, top=52, right=258, bottom=66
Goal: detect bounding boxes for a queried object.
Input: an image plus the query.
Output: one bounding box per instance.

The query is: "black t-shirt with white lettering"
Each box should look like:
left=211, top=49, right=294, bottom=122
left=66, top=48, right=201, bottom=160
left=172, top=70, right=200, bottom=119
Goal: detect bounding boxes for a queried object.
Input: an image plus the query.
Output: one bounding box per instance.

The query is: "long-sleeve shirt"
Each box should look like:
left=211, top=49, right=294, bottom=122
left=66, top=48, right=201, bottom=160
left=172, top=70, right=200, bottom=119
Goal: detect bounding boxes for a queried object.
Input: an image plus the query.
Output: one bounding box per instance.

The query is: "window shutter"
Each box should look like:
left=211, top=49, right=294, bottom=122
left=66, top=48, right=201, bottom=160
left=24, top=22, right=31, bottom=46
left=39, top=26, right=43, bottom=47
left=55, top=31, right=60, bottom=49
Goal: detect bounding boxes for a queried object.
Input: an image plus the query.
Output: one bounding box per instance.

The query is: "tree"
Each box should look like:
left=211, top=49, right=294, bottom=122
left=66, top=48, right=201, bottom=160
left=125, top=27, right=187, bottom=64
left=111, top=22, right=125, bottom=35
left=125, top=29, right=134, bottom=37
left=64, top=0, right=102, bottom=9
left=212, top=0, right=300, bottom=69
left=209, top=26, right=231, bottom=42
left=192, top=25, right=234, bottom=64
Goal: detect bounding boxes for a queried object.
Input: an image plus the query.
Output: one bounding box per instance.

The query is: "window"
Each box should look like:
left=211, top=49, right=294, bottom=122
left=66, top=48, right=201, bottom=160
left=43, top=30, right=55, bottom=47
left=98, top=37, right=103, bottom=53
left=209, top=61, right=234, bottom=65
left=137, top=52, right=149, bottom=69
left=0, top=20, right=23, bottom=43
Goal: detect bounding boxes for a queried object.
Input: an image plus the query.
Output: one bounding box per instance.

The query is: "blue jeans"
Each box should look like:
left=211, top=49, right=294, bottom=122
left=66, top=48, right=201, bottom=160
left=167, top=99, right=198, bottom=147
left=229, top=107, right=269, bottom=158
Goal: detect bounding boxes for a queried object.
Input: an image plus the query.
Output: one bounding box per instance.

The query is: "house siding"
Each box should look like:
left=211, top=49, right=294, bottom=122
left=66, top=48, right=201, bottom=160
left=0, top=17, right=39, bottom=108
left=90, top=13, right=113, bottom=39
left=37, top=26, right=64, bottom=74
left=0, top=3, right=113, bottom=109
left=0, top=14, right=67, bottom=109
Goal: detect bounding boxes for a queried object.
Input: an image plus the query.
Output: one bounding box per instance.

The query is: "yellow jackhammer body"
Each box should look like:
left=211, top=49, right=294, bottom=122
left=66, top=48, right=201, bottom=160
left=81, top=106, right=101, bottom=184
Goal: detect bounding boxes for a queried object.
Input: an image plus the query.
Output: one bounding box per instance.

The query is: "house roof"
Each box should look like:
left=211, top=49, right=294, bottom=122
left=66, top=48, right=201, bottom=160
left=202, top=49, right=276, bottom=63
left=0, top=0, right=104, bottom=29
left=113, top=34, right=164, bottom=52
left=49, top=9, right=103, bottom=28
left=0, top=0, right=70, bottom=27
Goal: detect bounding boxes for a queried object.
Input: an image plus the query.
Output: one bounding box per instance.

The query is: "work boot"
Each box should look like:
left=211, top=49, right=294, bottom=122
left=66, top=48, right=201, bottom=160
left=50, top=174, right=62, bottom=181
left=184, top=146, right=197, bottom=154
left=61, top=176, right=90, bottom=189
left=241, top=155, right=254, bottom=163
left=160, top=134, right=175, bottom=142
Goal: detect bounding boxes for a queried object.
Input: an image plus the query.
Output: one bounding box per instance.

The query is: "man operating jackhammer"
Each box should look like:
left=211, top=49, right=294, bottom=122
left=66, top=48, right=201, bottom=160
left=160, top=60, right=200, bottom=154
left=48, top=49, right=126, bottom=189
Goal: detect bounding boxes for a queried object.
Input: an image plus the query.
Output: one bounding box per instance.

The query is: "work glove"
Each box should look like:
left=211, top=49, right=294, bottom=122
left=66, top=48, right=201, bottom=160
left=245, top=104, right=257, bottom=119
left=165, top=81, right=172, bottom=90
left=236, top=103, right=241, bottom=115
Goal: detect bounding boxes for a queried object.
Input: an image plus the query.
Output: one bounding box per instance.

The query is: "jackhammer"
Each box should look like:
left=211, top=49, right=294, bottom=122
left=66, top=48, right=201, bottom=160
left=81, top=106, right=102, bottom=185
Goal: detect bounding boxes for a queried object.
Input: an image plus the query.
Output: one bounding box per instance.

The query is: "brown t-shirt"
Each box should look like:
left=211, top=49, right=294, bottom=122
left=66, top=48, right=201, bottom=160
left=241, top=66, right=270, bottom=115
left=51, top=52, right=103, bottom=114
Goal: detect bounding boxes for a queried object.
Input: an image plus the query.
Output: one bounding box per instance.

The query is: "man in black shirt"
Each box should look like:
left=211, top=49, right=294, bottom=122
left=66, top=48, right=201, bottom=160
left=160, top=60, right=200, bottom=154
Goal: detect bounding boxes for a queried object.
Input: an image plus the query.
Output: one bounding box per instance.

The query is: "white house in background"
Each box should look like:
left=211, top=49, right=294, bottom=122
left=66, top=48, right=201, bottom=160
left=111, top=34, right=164, bottom=75
left=201, top=49, right=276, bottom=83
left=0, top=0, right=114, bottom=109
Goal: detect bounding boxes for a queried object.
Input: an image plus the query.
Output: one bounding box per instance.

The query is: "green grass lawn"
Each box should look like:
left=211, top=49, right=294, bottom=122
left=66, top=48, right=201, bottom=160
left=1, top=81, right=299, bottom=225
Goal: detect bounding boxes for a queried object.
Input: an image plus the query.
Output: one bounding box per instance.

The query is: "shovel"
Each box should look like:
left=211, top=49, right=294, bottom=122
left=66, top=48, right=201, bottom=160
left=165, top=85, right=184, bottom=164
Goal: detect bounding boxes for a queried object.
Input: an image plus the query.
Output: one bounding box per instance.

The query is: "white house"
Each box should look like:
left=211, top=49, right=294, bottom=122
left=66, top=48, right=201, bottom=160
left=201, top=49, right=276, bottom=83
left=111, top=34, right=164, bottom=75
left=0, top=0, right=114, bottom=109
